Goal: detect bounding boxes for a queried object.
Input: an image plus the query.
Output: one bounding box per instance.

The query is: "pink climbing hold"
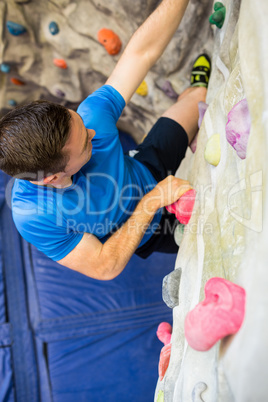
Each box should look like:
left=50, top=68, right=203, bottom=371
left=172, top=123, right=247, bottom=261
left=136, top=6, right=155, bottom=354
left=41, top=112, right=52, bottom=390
left=157, top=322, right=172, bottom=345
left=97, top=28, right=122, bottom=55
left=184, top=277, right=246, bottom=351
left=226, top=98, right=251, bottom=159
left=166, top=189, right=196, bottom=225
left=157, top=322, right=172, bottom=381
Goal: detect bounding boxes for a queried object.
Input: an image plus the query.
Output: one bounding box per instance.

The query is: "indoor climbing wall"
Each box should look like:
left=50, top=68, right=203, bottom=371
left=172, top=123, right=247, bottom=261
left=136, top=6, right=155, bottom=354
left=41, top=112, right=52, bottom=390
left=0, top=0, right=213, bottom=142
left=155, top=0, right=268, bottom=401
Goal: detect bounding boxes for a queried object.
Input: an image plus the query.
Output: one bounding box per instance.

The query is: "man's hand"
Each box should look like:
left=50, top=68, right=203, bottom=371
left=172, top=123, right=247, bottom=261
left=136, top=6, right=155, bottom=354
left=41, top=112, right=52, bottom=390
left=145, top=175, right=192, bottom=211
left=58, top=175, right=191, bottom=280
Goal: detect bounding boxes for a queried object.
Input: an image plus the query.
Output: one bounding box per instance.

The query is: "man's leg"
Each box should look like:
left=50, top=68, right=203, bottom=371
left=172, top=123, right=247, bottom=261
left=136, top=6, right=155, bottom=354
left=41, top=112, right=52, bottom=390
left=161, top=86, right=207, bottom=145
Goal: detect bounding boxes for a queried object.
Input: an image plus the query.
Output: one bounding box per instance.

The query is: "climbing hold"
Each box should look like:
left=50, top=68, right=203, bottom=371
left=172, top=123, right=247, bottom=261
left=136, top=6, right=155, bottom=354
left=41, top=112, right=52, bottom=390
left=190, top=135, right=198, bottom=154
left=158, top=343, right=172, bottom=381
left=209, top=2, right=226, bottom=29
left=97, top=28, right=122, bottom=55
left=49, top=21, right=59, bottom=35
left=8, top=99, right=17, bottom=107
left=161, top=80, right=178, bottom=99
left=157, top=323, right=172, bottom=381
left=7, top=21, right=27, bottom=36
left=55, top=89, right=65, bottom=98
left=198, top=102, right=209, bottom=129
left=157, top=390, right=164, bottom=402
left=0, top=63, right=11, bottom=73
left=136, top=80, right=148, bottom=96
left=174, top=224, right=185, bottom=247
left=185, top=277, right=246, bottom=351
left=10, top=77, right=25, bottom=86
left=226, top=98, right=251, bottom=159
left=192, top=382, right=208, bottom=402
left=204, top=134, right=221, bottom=166
left=190, top=102, right=209, bottom=153
left=162, top=268, right=182, bottom=309
left=53, top=58, right=68, bottom=69
left=166, top=189, right=196, bottom=225
left=157, top=322, right=172, bottom=345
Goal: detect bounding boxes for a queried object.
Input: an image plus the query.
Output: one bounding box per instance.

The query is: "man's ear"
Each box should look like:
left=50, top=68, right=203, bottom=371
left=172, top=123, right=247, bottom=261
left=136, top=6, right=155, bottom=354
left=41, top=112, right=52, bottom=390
left=43, top=174, right=59, bottom=185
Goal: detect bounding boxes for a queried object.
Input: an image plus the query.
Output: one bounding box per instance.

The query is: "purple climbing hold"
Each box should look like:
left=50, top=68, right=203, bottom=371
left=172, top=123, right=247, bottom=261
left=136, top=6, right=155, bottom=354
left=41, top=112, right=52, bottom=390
left=226, top=98, right=251, bottom=159
left=7, top=21, right=27, bottom=36
left=55, top=89, right=65, bottom=98
left=198, top=101, right=209, bottom=128
left=0, top=63, right=11, bottom=73
left=161, top=81, right=178, bottom=99
left=49, top=21, right=59, bottom=35
left=190, top=102, right=209, bottom=153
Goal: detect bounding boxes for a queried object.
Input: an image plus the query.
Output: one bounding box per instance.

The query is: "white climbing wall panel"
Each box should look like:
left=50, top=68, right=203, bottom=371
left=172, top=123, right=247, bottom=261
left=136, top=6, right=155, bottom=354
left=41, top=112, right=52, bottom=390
left=155, top=0, right=268, bottom=400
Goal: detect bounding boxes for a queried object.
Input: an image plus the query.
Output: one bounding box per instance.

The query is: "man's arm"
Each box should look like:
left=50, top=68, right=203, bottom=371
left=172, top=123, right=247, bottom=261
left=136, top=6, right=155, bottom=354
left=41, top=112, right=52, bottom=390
left=106, top=0, right=190, bottom=104
left=57, top=176, right=191, bottom=280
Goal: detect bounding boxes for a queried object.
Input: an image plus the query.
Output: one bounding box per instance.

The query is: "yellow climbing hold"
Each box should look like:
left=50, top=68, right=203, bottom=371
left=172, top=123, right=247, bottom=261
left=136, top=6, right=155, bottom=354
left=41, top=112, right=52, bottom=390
left=136, top=80, right=148, bottom=96
left=157, top=390, right=164, bottom=402
left=204, top=134, right=221, bottom=166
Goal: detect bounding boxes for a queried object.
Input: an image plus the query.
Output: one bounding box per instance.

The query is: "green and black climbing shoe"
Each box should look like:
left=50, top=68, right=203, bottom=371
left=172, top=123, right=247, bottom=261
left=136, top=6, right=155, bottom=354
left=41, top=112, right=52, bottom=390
left=190, top=54, right=211, bottom=88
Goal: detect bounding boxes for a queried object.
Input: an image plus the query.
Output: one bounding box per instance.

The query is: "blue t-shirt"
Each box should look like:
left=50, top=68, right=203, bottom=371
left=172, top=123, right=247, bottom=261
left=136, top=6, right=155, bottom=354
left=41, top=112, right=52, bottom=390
left=12, top=85, right=162, bottom=261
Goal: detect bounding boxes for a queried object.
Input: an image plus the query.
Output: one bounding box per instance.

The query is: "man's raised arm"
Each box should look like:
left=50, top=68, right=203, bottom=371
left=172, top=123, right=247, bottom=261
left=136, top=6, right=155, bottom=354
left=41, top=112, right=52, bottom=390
left=106, top=0, right=190, bottom=104
left=57, top=176, right=191, bottom=280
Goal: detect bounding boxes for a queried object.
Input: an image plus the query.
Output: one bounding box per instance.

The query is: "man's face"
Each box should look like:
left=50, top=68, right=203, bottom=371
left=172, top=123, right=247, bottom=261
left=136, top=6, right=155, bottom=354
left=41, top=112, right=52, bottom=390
left=63, top=109, right=95, bottom=177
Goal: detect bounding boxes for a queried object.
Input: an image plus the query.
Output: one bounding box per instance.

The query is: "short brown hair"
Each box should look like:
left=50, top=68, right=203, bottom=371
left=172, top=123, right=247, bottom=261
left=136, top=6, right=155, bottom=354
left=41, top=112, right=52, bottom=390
left=0, top=100, right=72, bottom=180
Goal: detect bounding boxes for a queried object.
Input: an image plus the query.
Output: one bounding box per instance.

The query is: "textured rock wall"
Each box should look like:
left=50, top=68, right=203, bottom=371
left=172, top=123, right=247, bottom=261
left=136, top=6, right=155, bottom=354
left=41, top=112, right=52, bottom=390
left=155, top=0, right=268, bottom=401
left=0, top=0, right=213, bottom=141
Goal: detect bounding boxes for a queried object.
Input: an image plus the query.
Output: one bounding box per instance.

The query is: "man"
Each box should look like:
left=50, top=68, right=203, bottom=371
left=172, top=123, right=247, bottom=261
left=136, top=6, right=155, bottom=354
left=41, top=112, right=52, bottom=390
left=1, top=0, right=210, bottom=280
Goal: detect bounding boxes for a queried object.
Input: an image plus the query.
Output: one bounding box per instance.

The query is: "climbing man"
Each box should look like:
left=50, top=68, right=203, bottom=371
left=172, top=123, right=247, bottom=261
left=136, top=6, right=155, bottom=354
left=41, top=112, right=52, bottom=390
left=1, top=0, right=210, bottom=280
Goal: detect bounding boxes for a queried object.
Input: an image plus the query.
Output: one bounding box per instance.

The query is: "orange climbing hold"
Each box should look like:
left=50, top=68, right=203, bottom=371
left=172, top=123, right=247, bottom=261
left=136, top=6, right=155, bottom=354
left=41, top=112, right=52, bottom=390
left=97, top=28, right=122, bottom=55
left=10, top=77, right=25, bottom=86
left=53, top=59, right=68, bottom=69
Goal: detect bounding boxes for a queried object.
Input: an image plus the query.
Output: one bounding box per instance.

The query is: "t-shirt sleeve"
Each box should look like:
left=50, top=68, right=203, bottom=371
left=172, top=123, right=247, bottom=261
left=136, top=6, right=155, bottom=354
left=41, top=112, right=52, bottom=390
left=76, top=85, right=126, bottom=140
left=12, top=208, right=83, bottom=261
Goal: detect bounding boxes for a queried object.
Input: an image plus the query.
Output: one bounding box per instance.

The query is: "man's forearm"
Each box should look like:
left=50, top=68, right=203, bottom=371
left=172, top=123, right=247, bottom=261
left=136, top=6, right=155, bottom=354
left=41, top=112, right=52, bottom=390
left=127, top=0, right=190, bottom=67
left=99, top=191, right=160, bottom=279
left=97, top=175, right=191, bottom=280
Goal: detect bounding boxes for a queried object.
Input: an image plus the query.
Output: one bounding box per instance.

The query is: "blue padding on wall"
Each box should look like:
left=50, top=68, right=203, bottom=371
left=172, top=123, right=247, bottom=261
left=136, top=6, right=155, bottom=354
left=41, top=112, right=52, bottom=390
left=22, top=241, right=174, bottom=401
left=0, top=172, right=39, bottom=402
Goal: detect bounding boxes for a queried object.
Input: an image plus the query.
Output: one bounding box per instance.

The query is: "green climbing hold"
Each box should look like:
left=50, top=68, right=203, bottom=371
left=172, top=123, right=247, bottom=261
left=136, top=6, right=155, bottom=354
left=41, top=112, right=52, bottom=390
left=157, top=390, right=164, bottom=402
left=209, top=2, right=226, bottom=29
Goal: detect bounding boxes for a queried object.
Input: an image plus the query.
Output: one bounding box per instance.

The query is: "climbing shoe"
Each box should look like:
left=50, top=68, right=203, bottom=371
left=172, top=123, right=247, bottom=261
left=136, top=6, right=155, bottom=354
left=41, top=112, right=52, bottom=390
left=190, top=54, right=211, bottom=88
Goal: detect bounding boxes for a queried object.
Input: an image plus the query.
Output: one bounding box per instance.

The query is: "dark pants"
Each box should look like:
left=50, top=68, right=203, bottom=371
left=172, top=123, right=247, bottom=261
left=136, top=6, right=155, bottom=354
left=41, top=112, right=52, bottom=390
left=129, top=117, right=189, bottom=259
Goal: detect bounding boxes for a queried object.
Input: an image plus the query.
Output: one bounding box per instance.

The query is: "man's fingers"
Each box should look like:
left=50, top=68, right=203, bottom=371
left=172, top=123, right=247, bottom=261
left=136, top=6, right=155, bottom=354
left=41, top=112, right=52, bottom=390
left=176, top=183, right=193, bottom=199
